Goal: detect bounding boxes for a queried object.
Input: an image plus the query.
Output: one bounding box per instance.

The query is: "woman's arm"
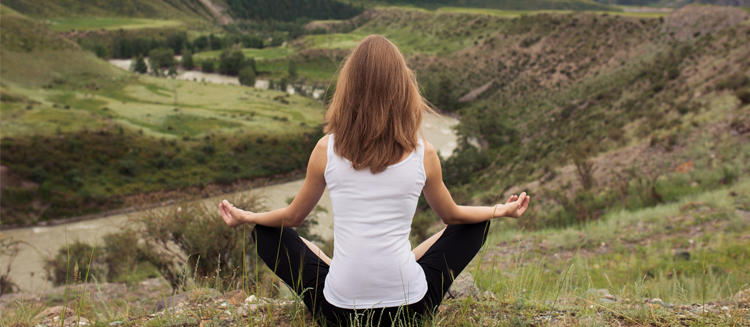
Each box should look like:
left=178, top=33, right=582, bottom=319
left=422, top=141, right=529, bottom=225
left=219, top=135, right=329, bottom=227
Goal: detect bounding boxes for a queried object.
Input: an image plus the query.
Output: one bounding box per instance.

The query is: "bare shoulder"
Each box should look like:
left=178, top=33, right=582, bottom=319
left=422, top=140, right=437, bottom=158
left=315, top=134, right=331, bottom=152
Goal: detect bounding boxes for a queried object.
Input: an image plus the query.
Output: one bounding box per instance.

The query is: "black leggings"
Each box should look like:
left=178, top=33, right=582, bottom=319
left=252, top=221, right=490, bottom=326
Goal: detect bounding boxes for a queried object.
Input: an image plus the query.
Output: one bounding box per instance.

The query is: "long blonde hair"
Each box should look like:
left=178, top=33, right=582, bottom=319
left=324, top=35, right=434, bottom=174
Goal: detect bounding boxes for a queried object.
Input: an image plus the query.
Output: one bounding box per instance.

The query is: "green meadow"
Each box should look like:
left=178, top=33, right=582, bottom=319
left=193, top=46, right=295, bottom=61
left=45, top=17, right=183, bottom=32
left=2, top=76, right=324, bottom=139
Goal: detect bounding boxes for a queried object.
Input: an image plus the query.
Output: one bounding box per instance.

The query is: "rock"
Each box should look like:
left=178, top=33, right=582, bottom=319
left=599, top=298, right=616, bottom=304
left=35, top=306, right=76, bottom=320
left=444, top=272, right=481, bottom=300
left=674, top=251, right=690, bottom=261
left=244, top=295, right=258, bottom=303
left=734, top=288, right=750, bottom=306
left=219, top=289, right=248, bottom=306
left=154, top=293, right=188, bottom=312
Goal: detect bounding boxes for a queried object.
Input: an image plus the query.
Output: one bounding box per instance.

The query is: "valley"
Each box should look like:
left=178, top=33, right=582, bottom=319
left=1, top=0, right=749, bottom=325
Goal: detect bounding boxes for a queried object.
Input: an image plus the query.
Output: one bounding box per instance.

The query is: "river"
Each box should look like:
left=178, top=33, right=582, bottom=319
left=2, top=114, right=458, bottom=292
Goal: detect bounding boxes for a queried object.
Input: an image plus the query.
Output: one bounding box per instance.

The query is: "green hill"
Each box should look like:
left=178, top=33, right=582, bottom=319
left=290, top=5, right=749, bottom=229
left=225, top=0, right=363, bottom=21
left=1, top=0, right=214, bottom=21
left=0, top=12, right=124, bottom=87
left=340, top=0, right=618, bottom=11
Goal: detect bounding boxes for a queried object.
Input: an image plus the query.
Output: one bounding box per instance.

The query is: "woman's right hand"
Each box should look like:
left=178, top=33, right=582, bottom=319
left=219, top=200, right=252, bottom=227
left=494, top=192, right=530, bottom=219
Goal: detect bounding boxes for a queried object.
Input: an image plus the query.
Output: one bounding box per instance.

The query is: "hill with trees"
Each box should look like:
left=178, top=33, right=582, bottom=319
left=1, top=0, right=215, bottom=22
left=377, top=0, right=617, bottom=11
left=225, top=0, right=363, bottom=21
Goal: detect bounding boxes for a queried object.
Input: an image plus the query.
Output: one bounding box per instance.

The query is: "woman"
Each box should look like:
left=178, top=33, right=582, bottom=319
left=219, top=35, right=530, bottom=326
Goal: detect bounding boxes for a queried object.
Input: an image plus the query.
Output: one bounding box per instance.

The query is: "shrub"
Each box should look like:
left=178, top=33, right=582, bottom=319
left=30, top=166, right=48, bottom=184
left=132, top=55, right=148, bottom=74
left=44, top=240, right=106, bottom=286
left=219, top=48, right=246, bottom=76
left=288, top=60, right=297, bottom=79
left=181, top=50, right=195, bottom=70
left=238, top=66, right=256, bottom=87
left=117, top=192, right=265, bottom=290
left=716, top=72, right=749, bottom=91
left=148, top=47, right=175, bottom=71
left=1, top=238, right=25, bottom=295
left=201, top=59, right=215, bottom=73
left=117, top=159, right=136, bottom=176
left=736, top=88, right=750, bottom=105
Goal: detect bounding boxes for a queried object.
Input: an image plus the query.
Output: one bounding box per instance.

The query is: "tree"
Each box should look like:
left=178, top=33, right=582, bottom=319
left=148, top=47, right=175, bottom=75
left=238, top=66, right=256, bottom=87
left=168, top=65, right=178, bottom=77
left=201, top=59, right=215, bottom=73
left=132, top=55, right=148, bottom=74
left=288, top=60, right=298, bottom=79
left=219, top=48, right=246, bottom=76
left=181, top=49, right=195, bottom=70
left=246, top=57, right=257, bottom=74
left=166, top=32, right=189, bottom=54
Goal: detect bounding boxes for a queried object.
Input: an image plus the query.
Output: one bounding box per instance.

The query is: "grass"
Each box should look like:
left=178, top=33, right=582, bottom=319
left=2, top=75, right=324, bottom=139
left=193, top=46, right=295, bottom=61
left=299, top=33, right=367, bottom=50
left=438, top=6, right=669, bottom=18
left=45, top=17, right=183, bottom=32
left=2, top=178, right=749, bottom=326
left=478, top=178, right=750, bottom=305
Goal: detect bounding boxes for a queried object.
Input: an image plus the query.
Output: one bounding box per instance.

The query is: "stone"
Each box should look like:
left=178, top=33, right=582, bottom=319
left=444, top=272, right=481, bottom=300
left=674, top=251, right=691, bottom=261
left=734, top=288, right=750, bottom=306
left=35, top=306, right=76, bottom=320
left=220, top=290, right=248, bottom=306
left=154, top=293, right=188, bottom=312
left=598, top=298, right=616, bottom=304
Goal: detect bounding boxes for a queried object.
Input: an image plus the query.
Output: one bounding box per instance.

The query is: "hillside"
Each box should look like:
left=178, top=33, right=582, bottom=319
left=1, top=0, right=215, bottom=22
left=0, top=12, right=124, bottom=87
left=337, top=0, right=619, bottom=11
left=0, top=11, right=325, bottom=225
left=396, top=5, right=750, bottom=228
left=287, top=5, right=750, bottom=228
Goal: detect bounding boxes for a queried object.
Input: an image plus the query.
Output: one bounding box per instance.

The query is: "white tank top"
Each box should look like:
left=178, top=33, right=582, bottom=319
left=323, top=135, right=428, bottom=309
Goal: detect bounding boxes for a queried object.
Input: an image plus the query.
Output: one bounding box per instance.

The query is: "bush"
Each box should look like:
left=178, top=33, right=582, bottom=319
left=148, top=47, right=175, bottom=71
left=219, top=48, right=246, bottom=76
left=716, top=72, right=749, bottom=91
left=736, top=88, right=750, bottom=105
left=238, top=66, right=256, bottom=87
left=181, top=50, right=195, bottom=70
left=116, top=192, right=265, bottom=290
left=288, top=60, right=297, bottom=79
left=44, top=240, right=106, bottom=286
left=132, top=55, right=148, bottom=74
left=201, top=59, right=215, bottom=73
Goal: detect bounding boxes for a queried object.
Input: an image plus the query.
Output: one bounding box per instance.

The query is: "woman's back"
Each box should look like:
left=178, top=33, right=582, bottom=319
left=323, top=135, right=428, bottom=309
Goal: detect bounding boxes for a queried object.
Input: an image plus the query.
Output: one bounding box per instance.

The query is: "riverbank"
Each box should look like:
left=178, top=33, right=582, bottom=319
left=0, top=113, right=459, bottom=293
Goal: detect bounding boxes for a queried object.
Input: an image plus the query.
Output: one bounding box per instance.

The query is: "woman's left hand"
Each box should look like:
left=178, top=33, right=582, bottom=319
left=219, top=200, right=252, bottom=227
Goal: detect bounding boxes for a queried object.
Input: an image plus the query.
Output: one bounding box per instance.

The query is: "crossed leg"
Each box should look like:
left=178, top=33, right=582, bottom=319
left=301, top=227, right=461, bottom=263
left=300, top=237, right=332, bottom=265
left=412, top=227, right=446, bottom=261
